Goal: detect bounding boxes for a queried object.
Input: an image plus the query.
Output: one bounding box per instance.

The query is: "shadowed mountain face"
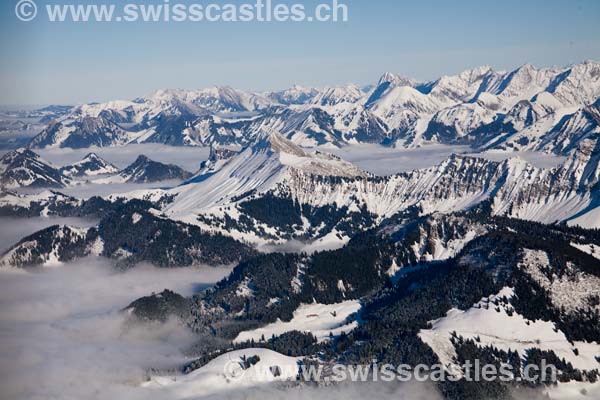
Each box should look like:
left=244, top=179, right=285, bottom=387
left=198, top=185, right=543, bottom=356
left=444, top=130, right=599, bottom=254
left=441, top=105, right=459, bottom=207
left=119, top=155, right=193, bottom=183
left=0, top=149, right=71, bottom=189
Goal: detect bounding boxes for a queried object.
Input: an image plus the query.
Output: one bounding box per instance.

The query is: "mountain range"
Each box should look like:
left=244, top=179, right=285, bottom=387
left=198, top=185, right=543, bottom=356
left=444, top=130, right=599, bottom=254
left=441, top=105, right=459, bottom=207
left=25, top=61, right=600, bottom=156
left=0, top=149, right=192, bottom=189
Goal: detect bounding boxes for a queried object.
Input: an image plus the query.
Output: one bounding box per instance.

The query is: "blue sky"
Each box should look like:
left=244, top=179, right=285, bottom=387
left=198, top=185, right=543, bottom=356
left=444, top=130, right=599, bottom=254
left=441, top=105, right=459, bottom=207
left=1, top=0, right=600, bottom=105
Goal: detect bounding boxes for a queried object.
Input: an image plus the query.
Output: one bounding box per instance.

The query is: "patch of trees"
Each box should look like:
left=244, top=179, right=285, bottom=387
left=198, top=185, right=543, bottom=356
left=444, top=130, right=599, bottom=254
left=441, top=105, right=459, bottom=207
left=125, top=289, right=192, bottom=322
left=97, top=203, right=256, bottom=268
left=236, top=192, right=378, bottom=240
left=300, top=232, right=393, bottom=303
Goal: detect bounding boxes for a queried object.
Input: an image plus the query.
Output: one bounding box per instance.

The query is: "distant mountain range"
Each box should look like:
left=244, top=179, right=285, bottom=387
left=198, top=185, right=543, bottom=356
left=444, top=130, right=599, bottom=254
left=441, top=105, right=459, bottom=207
left=24, top=61, right=600, bottom=156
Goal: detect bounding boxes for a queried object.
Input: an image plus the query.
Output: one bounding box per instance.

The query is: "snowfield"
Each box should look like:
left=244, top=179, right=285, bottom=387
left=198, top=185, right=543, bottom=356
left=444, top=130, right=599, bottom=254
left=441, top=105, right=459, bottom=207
left=419, top=288, right=600, bottom=373
left=570, top=243, right=600, bottom=260
left=143, top=348, right=300, bottom=398
left=234, top=300, right=361, bottom=344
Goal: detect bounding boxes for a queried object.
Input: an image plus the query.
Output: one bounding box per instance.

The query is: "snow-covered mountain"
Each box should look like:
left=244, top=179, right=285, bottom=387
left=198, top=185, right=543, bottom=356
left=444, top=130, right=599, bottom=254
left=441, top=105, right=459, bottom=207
left=27, top=61, right=600, bottom=153
left=0, top=149, right=71, bottom=189
left=165, top=132, right=371, bottom=240
left=60, top=153, right=120, bottom=177
left=4, top=125, right=599, bottom=245
left=4, top=125, right=600, bottom=400
left=115, top=155, right=193, bottom=183
left=125, top=129, right=598, bottom=246
left=268, top=84, right=320, bottom=105
left=0, top=149, right=196, bottom=190
left=0, top=190, right=82, bottom=217
left=29, top=115, right=136, bottom=149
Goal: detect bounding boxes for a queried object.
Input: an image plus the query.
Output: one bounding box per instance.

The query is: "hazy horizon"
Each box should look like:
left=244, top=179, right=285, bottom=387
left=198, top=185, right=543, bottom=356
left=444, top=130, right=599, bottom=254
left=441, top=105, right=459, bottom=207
left=1, top=0, right=600, bottom=105
left=1, top=59, right=598, bottom=108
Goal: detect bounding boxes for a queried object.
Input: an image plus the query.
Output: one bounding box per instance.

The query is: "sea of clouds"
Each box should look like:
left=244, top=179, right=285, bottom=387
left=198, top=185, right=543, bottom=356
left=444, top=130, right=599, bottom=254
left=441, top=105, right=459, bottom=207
left=0, top=258, right=230, bottom=400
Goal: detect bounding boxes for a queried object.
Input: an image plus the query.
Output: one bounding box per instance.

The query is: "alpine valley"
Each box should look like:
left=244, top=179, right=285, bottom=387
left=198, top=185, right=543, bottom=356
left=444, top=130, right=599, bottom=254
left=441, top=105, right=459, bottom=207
left=1, top=62, right=600, bottom=400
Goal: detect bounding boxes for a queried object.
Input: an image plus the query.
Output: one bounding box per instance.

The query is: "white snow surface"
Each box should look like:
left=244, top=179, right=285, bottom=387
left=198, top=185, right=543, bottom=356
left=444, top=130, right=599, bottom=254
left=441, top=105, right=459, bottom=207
left=143, top=348, right=299, bottom=398
left=419, top=288, right=600, bottom=373
left=234, top=300, right=361, bottom=343
left=570, top=243, right=600, bottom=260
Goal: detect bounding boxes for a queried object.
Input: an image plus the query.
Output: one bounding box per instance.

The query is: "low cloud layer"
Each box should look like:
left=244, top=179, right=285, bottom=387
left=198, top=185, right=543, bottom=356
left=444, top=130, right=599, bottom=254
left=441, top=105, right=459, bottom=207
left=0, top=259, right=230, bottom=400
left=36, top=144, right=210, bottom=172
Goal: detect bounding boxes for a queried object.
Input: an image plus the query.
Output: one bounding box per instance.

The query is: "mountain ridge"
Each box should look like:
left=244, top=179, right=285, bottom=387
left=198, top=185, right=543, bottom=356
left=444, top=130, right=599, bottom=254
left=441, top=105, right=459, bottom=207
left=26, top=61, right=600, bottom=154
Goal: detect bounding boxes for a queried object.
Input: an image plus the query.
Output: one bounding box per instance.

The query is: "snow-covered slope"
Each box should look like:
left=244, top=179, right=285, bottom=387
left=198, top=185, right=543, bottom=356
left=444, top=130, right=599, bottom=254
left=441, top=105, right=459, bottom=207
left=419, top=287, right=600, bottom=374
left=0, top=225, right=93, bottom=268
left=143, top=127, right=599, bottom=245
left=167, top=131, right=368, bottom=216
left=143, top=349, right=299, bottom=398
left=234, top=300, right=361, bottom=343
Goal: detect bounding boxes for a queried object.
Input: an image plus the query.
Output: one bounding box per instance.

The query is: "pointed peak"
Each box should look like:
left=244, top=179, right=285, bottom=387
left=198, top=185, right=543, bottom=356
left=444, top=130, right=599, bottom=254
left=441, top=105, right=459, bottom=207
left=377, top=72, right=414, bottom=88
left=134, top=154, right=150, bottom=163
left=512, top=63, right=537, bottom=76
left=83, top=152, right=101, bottom=160
left=457, top=65, right=494, bottom=82
left=378, top=72, right=399, bottom=85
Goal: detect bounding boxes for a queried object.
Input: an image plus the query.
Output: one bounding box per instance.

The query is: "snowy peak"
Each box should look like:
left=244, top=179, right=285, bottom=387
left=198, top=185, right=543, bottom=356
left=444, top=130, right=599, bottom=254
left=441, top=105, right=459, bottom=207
left=267, top=132, right=369, bottom=178
left=25, top=61, right=600, bottom=154
left=119, top=155, right=192, bottom=183
left=0, top=149, right=71, bottom=189
left=490, top=64, right=559, bottom=103
left=376, top=72, right=416, bottom=88
left=29, top=115, right=134, bottom=149
left=268, top=85, right=320, bottom=105
left=425, top=65, right=496, bottom=104
left=365, top=72, right=419, bottom=109
left=143, top=86, right=272, bottom=113
left=548, top=60, right=600, bottom=106
left=60, top=153, right=120, bottom=178
left=313, top=85, right=364, bottom=107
